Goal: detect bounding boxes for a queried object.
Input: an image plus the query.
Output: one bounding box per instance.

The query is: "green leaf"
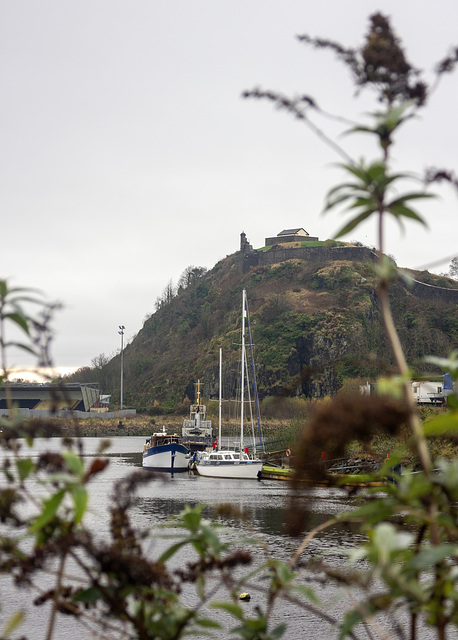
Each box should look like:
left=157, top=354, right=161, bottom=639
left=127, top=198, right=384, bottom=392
left=2, top=312, right=30, bottom=334
left=211, top=601, right=244, bottom=620
left=388, top=203, right=426, bottom=224
left=270, top=623, right=287, bottom=639
left=290, top=584, right=321, bottom=603
left=199, top=525, right=222, bottom=554
left=423, top=413, right=458, bottom=437
left=339, top=609, right=364, bottom=639
left=2, top=610, right=25, bottom=637
left=159, top=539, right=189, bottom=563
left=71, top=484, right=88, bottom=523
left=273, top=560, right=295, bottom=585
left=44, top=472, right=80, bottom=485
left=30, top=489, right=65, bottom=533
left=407, top=545, right=458, bottom=570
left=72, top=586, right=103, bottom=603
left=4, top=342, right=37, bottom=356
left=333, top=210, right=374, bottom=238
left=324, top=191, right=355, bottom=211
left=16, top=458, right=35, bottom=481
left=63, top=450, right=84, bottom=476
left=194, top=618, right=222, bottom=629
left=347, top=196, right=377, bottom=209
left=388, top=192, right=435, bottom=206
left=176, top=504, right=203, bottom=532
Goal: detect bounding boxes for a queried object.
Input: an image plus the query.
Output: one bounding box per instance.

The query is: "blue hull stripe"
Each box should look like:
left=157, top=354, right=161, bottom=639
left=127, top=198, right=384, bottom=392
left=143, top=444, right=189, bottom=458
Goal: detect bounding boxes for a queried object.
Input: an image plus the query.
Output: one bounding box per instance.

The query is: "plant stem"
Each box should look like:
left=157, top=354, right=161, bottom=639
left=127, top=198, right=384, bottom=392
left=378, top=281, right=432, bottom=476
left=45, top=552, right=66, bottom=640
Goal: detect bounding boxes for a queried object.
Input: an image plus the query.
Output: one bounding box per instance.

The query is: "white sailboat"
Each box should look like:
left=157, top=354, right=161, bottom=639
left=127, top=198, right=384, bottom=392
left=196, top=289, right=263, bottom=480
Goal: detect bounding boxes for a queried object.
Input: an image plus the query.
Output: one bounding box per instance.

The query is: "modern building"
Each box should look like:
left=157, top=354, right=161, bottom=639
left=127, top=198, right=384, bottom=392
left=0, top=382, right=103, bottom=413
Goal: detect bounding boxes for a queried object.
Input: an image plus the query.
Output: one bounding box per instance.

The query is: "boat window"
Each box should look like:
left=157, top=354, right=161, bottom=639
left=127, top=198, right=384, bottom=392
left=242, top=453, right=249, bottom=460
left=233, top=454, right=240, bottom=460
left=224, top=455, right=232, bottom=460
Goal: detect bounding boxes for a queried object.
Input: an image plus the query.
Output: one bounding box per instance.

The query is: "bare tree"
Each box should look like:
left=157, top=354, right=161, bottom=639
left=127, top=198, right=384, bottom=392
left=177, top=265, right=207, bottom=290
left=91, top=353, right=110, bottom=369
left=154, top=279, right=176, bottom=310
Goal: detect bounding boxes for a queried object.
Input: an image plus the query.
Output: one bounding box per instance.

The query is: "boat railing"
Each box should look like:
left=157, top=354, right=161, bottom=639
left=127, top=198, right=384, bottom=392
left=182, top=435, right=213, bottom=444
left=183, top=419, right=212, bottom=430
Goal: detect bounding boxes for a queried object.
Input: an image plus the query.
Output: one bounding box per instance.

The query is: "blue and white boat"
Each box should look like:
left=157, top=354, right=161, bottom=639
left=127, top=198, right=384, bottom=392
left=142, top=426, right=190, bottom=472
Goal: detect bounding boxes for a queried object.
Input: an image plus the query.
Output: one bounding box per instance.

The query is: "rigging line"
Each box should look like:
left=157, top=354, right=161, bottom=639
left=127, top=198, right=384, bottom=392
left=243, top=343, right=257, bottom=456
left=245, top=293, right=264, bottom=453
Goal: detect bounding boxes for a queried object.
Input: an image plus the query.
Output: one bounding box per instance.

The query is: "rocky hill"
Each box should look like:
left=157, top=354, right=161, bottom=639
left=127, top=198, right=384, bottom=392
left=67, top=244, right=458, bottom=412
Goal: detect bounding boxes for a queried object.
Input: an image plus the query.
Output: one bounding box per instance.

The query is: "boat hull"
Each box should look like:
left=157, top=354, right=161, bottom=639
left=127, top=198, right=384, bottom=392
left=196, top=460, right=262, bottom=479
left=142, top=443, right=189, bottom=472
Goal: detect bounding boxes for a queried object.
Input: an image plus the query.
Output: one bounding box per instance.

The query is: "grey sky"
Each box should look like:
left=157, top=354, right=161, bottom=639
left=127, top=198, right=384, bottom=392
left=2, top=1, right=458, bottom=375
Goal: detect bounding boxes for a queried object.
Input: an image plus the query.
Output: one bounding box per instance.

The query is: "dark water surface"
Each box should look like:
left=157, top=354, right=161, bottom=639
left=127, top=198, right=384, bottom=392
left=0, top=437, right=449, bottom=639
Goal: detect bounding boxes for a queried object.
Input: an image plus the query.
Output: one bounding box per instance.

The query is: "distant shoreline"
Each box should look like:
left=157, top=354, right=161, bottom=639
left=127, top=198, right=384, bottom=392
left=24, top=414, right=294, bottom=441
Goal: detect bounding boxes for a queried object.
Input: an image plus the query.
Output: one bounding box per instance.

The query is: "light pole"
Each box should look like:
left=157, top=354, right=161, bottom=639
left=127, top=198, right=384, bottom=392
left=118, top=325, right=125, bottom=410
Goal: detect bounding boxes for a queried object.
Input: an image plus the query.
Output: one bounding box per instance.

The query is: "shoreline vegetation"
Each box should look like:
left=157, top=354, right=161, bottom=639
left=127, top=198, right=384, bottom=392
left=23, top=405, right=458, bottom=471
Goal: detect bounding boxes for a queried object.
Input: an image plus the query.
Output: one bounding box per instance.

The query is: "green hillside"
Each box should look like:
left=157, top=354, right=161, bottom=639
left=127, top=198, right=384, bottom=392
left=67, top=248, right=458, bottom=412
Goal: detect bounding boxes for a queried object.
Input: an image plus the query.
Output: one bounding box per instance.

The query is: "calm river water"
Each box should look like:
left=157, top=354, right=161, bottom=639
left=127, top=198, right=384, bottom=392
left=0, top=437, right=450, bottom=640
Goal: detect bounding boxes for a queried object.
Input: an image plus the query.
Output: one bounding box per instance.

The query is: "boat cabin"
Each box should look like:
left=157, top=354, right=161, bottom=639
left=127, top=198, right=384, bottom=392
left=146, top=432, right=181, bottom=448
left=202, top=452, right=250, bottom=462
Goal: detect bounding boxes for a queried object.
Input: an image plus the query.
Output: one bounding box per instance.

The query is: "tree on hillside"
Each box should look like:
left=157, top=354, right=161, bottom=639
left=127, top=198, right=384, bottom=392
left=177, top=265, right=207, bottom=290
left=154, top=278, right=176, bottom=310
left=449, top=256, right=458, bottom=279
left=91, top=352, right=110, bottom=369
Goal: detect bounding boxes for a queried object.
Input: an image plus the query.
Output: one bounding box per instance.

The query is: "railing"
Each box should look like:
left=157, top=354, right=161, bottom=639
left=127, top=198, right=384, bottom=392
left=183, top=419, right=212, bottom=430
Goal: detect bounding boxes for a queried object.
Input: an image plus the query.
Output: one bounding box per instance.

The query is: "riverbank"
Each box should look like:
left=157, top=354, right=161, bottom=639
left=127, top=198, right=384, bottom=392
left=24, top=411, right=458, bottom=471
left=25, top=414, right=297, bottom=441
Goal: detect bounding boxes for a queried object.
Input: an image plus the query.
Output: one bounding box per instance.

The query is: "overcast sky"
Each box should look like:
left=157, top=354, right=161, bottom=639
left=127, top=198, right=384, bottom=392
left=2, top=0, right=458, bottom=377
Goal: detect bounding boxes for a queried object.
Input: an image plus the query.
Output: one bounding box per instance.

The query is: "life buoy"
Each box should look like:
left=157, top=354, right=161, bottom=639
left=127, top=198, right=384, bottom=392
left=285, top=449, right=291, bottom=457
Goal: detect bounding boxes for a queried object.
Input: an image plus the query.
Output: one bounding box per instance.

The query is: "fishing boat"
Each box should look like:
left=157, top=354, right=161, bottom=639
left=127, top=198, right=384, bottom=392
left=142, top=426, right=190, bottom=472
left=182, top=380, right=213, bottom=452
left=196, top=290, right=263, bottom=480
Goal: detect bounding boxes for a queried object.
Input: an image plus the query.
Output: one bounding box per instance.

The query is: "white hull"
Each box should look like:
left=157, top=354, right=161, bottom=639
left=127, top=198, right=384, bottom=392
left=142, top=444, right=189, bottom=472
left=196, top=459, right=262, bottom=479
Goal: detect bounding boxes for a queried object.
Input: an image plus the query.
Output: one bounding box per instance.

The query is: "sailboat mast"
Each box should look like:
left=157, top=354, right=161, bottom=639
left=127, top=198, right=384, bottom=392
left=218, top=348, right=222, bottom=450
left=240, top=289, right=246, bottom=451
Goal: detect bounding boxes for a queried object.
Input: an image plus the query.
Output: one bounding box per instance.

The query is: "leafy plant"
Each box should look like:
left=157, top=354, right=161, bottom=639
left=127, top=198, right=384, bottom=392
left=3, top=13, right=458, bottom=640
left=245, top=11, right=458, bottom=639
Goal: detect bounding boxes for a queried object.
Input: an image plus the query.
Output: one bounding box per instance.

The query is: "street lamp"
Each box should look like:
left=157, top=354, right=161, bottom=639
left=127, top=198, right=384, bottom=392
left=118, top=325, right=125, bottom=410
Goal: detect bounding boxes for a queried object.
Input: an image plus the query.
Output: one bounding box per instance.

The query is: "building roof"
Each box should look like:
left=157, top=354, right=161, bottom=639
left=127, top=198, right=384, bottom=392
left=0, top=382, right=101, bottom=412
left=278, top=228, right=309, bottom=236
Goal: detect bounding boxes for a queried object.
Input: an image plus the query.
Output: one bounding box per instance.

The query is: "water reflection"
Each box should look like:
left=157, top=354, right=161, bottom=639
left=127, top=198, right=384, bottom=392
left=0, top=437, right=405, bottom=639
